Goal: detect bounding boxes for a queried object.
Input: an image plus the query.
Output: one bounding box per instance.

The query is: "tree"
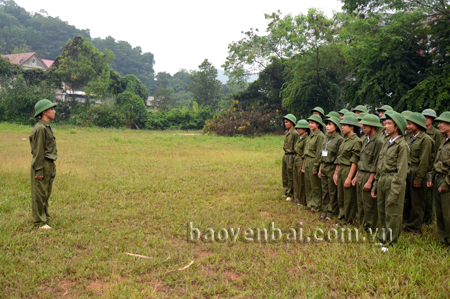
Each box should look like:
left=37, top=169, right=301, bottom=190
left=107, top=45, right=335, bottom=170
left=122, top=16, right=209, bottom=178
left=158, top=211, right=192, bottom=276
left=49, top=36, right=114, bottom=108
left=188, top=59, right=223, bottom=109
left=152, top=84, right=174, bottom=111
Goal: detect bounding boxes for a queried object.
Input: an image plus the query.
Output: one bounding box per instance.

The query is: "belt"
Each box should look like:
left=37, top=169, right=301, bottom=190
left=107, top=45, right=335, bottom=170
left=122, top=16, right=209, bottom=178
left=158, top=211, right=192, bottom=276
left=380, top=172, right=396, bottom=177
left=285, top=152, right=295, bottom=155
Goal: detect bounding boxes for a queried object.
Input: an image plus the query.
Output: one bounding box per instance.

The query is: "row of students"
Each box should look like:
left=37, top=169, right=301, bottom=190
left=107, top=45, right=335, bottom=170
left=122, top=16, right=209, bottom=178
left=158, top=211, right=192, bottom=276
left=281, top=106, right=450, bottom=252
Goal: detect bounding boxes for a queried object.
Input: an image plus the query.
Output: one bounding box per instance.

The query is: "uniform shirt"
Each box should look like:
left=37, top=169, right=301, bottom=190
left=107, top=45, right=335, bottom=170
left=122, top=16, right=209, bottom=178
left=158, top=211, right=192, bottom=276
left=320, top=132, right=343, bottom=164
left=29, top=119, right=57, bottom=177
left=283, top=128, right=299, bottom=153
left=428, top=137, right=450, bottom=191
left=408, top=131, right=434, bottom=184
left=372, top=136, right=409, bottom=203
left=294, top=133, right=309, bottom=156
left=358, top=132, right=384, bottom=173
left=303, top=129, right=326, bottom=172
left=335, top=133, right=362, bottom=166
left=360, top=132, right=367, bottom=141
left=404, top=131, right=413, bottom=144
left=427, top=125, right=444, bottom=163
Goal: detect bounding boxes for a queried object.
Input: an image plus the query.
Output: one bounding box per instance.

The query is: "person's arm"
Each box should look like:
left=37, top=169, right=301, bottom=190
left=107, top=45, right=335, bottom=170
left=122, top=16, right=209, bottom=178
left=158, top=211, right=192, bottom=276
left=414, top=137, right=434, bottom=187
left=345, top=163, right=358, bottom=188
left=352, top=171, right=359, bottom=186
left=32, top=127, right=46, bottom=179
left=313, top=134, right=325, bottom=174
left=333, top=164, right=340, bottom=185
left=387, top=143, right=409, bottom=204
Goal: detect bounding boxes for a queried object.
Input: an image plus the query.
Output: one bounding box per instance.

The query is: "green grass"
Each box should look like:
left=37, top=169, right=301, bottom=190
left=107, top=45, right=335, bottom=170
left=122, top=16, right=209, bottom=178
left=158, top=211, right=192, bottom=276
left=1, top=122, right=449, bottom=298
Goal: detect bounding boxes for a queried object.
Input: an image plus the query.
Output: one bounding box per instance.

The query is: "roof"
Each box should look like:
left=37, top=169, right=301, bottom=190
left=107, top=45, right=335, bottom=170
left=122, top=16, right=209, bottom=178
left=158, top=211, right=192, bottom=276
left=42, top=59, right=54, bottom=68
left=1, top=52, right=54, bottom=69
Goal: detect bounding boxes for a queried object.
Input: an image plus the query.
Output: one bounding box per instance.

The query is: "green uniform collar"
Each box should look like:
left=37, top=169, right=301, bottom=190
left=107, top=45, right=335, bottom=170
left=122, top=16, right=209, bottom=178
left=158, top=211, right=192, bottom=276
left=38, top=119, right=50, bottom=127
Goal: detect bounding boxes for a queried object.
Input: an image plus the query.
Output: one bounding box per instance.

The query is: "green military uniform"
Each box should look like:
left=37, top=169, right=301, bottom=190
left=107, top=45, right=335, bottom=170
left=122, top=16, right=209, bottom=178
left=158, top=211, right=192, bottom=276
left=303, top=115, right=326, bottom=211
left=282, top=126, right=299, bottom=199
left=424, top=125, right=444, bottom=225
left=429, top=133, right=450, bottom=246
left=320, top=131, right=344, bottom=219
left=293, top=126, right=309, bottom=206
left=403, top=115, right=434, bottom=233
left=356, top=128, right=384, bottom=231
left=372, top=112, right=409, bottom=247
left=30, top=119, right=57, bottom=226
left=336, top=133, right=362, bottom=225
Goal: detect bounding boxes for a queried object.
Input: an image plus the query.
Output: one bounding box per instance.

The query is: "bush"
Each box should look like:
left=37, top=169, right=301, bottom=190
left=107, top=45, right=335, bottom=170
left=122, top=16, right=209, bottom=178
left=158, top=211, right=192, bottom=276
left=203, top=100, right=279, bottom=136
left=146, top=106, right=214, bottom=130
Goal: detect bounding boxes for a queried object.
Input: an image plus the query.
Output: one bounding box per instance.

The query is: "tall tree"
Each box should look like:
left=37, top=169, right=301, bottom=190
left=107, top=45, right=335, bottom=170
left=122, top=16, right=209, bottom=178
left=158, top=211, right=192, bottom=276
left=152, top=84, right=174, bottom=111
left=189, top=59, right=223, bottom=109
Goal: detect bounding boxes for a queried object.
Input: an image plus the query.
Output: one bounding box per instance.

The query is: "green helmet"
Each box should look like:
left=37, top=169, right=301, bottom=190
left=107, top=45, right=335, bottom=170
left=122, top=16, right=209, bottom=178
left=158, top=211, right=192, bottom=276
left=311, top=107, right=325, bottom=117
left=340, top=114, right=360, bottom=128
left=325, top=116, right=342, bottom=132
left=283, top=114, right=297, bottom=125
left=359, top=114, right=383, bottom=128
left=422, top=109, right=437, bottom=119
left=338, top=108, right=349, bottom=115
left=380, top=110, right=394, bottom=120
left=34, top=99, right=57, bottom=118
left=345, top=112, right=357, bottom=117
left=357, top=112, right=367, bottom=121
left=377, top=105, right=394, bottom=112
left=401, top=110, right=412, bottom=118
left=295, top=119, right=309, bottom=129
left=353, top=105, right=368, bottom=113
left=406, top=112, right=427, bottom=130
left=307, top=114, right=324, bottom=128
left=325, top=111, right=340, bottom=119
left=385, top=111, right=407, bottom=134
left=435, top=111, right=450, bottom=123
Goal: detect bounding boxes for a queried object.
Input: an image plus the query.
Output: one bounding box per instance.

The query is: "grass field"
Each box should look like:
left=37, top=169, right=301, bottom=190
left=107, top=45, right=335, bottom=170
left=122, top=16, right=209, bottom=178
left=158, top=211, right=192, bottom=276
left=1, top=122, right=449, bottom=298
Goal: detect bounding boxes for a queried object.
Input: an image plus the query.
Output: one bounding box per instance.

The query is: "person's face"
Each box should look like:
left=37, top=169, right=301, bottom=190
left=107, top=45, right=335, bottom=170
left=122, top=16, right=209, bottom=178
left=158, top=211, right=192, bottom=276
left=355, top=111, right=361, bottom=116
left=312, top=111, right=322, bottom=118
left=339, top=113, right=344, bottom=120
left=425, top=116, right=434, bottom=128
left=308, top=121, right=319, bottom=131
left=438, top=121, right=450, bottom=136
left=297, top=128, right=306, bottom=135
left=326, top=122, right=337, bottom=134
left=341, top=124, right=352, bottom=135
left=407, top=121, right=420, bottom=134
left=383, top=120, right=387, bottom=129
left=362, top=124, right=372, bottom=135
left=385, top=119, right=398, bottom=135
left=42, top=107, right=56, bottom=120
left=379, top=111, right=385, bottom=118
left=284, top=119, right=293, bottom=129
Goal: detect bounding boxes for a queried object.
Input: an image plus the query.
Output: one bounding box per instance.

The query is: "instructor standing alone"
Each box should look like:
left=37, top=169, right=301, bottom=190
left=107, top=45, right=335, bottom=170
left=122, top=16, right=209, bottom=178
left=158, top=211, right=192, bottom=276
left=30, top=99, right=58, bottom=229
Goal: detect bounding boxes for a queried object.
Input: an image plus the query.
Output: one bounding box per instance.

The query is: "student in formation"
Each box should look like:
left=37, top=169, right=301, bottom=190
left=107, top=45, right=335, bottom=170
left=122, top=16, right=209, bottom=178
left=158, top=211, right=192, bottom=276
left=353, top=105, right=368, bottom=116
left=318, top=116, right=344, bottom=220
left=30, top=99, right=58, bottom=229
left=403, top=113, right=434, bottom=234
left=371, top=111, right=409, bottom=252
left=303, top=115, right=326, bottom=213
left=422, top=109, right=444, bottom=226
left=334, top=114, right=362, bottom=225
left=282, top=114, right=299, bottom=201
left=357, top=112, right=367, bottom=140
left=376, top=105, right=393, bottom=135
left=380, top=110, right=395, bottom=141
left=402, top=111, right=413, bottom=142
left=338, top=109, right=349, bottom=120
left=352, top=114, right=384, bottom=232
left=427, top=111, right=450, bottom=248
left=292, top=120, right=310, bottom=207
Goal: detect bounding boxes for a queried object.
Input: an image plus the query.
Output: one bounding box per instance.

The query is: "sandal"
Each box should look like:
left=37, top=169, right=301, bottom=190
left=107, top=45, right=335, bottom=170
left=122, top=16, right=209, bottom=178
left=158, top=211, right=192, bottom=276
left=318, top=215, right=326, bottom=220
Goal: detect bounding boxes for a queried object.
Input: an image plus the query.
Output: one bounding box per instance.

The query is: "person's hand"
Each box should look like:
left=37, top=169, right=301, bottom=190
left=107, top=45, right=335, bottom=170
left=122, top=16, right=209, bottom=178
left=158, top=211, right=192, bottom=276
left=439, top=187, right=447, bottom=193
left=333, top=173, right=338, bottom=186
left=313, top=171, right=318, bottom=175
left=388, top=202, right=394, bottom=205
left=35, top=176, right=43, bottom=180
left=363, top=181, right=372, bottom=192
left=318, top=169, right=321, bottom=179
left=301, top=168, right=305, bottom=174
left=371, top=192, right=377, bottom=198
left=427, top=181, right=434, bottom=188
left=344, top=178, right=352, bottom=189
left=351, top=177, right=357, bottom=186
left=413, top=182, right=421, bottom=188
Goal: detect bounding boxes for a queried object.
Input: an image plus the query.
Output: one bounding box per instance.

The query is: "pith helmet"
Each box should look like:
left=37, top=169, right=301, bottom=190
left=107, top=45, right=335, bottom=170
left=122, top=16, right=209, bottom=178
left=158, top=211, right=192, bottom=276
left=353, top=105, right=368, bottom=113
left=377, top=105, right=394, bottom=112
left=385, top=111, right=407, bottom=134
left=338, top=108, right=349, bottom=115
left=340, top=114, right=360, bottom=128
left=325, top=111, right=340, bottom=119
left=422, top=109, right=437, bottom=119
left=283, top=114, right=297, bottom=125
left=357, top=112, right=367, bottom=121
left=295, top=119, right=309, bottom=129
left=307, top=114, right=324, bottom=128
left=380, top=110, right=394, bottom=120
left=325, top=116, right=342, bottom=132
left=435, top=111, right=450, bottom=123
left=359, top=114, right=383, bottom=128
left=345, top=112, right=357, bottom=117
left=311, top=107, right=325, bottom=117
left=401, top=110, right=412, bottom=118
left=34, top=99, right=57, bottom=118
left=406, top=112, right=427, bottom=130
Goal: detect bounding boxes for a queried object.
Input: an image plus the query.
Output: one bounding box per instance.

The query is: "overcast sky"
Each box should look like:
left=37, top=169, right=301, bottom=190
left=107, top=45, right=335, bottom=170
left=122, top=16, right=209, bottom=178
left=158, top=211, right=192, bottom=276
left=14, top=0, right=343, bottom=75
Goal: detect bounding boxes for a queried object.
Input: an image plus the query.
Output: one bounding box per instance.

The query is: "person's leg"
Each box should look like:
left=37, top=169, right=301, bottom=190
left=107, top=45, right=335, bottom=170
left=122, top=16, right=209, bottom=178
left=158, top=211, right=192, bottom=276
left=293, top=157, right=301, bottom=204
left=304, top=158, right=313, bottom=208
left=403, top=169, right=413, bottom=229
left=435, top=174, right=450, bottom=246
left=320, top=165, right=330, bottom=218
left=337, top=167, right=345, bottom=222
left=424, top=186, right=435, bottom=225
left=309, top=167, right=323, bottom=212
left=32, top=162, right=51, bottom=226
left=325, top=164, right=339, bottom=219
left=286, top=155, right=295, bottom=199
left=356, top=172, right=366, bottom=227
left=282, top=154, right=288, bottom=197
left=385, top=177, right=406, bottom=246
left=404, top=169, right=426, bottom=233
left=299, top=158, right=307, bottom=206
left=377, top=176, right=388, bottom=244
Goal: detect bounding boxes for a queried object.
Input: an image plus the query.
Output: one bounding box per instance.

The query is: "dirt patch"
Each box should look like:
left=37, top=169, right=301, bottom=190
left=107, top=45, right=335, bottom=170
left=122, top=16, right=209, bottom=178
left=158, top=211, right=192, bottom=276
left=260, top=211, right=272, bottom=220
left=222, top=270, right=242, bottom=282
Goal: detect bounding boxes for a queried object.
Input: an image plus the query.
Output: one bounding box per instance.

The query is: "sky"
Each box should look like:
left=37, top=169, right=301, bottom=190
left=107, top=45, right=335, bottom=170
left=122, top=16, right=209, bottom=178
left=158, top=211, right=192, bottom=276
left=14, top=0, right=343, bottom=75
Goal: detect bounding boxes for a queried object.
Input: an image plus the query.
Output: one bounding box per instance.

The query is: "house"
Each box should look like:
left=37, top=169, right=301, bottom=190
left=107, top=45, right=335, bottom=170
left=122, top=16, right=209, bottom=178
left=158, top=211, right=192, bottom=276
left=1, top=52, right=53, bottom=71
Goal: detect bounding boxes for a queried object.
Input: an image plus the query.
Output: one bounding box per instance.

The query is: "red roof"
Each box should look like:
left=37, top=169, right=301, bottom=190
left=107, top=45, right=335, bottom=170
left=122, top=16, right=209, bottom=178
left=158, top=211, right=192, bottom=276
left=42, top=59, right=54, bottom=68
left=1, top=52, right=54, bottom=69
